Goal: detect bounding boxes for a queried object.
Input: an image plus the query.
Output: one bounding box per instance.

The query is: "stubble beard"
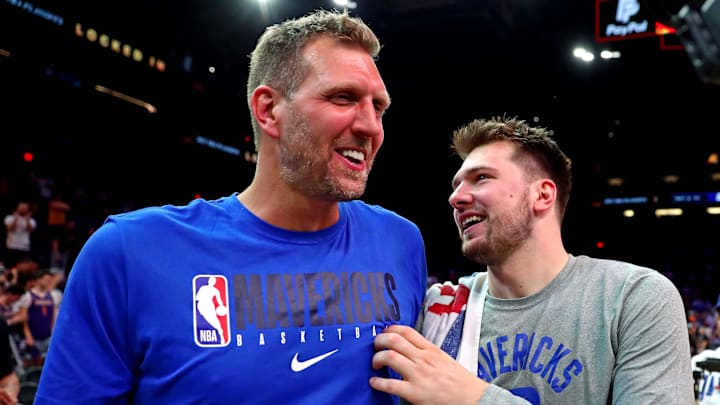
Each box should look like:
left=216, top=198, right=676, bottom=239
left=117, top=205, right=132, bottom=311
left=278, top=109, right=371, bottom=201
left=461, top=190, right=533, bottom=265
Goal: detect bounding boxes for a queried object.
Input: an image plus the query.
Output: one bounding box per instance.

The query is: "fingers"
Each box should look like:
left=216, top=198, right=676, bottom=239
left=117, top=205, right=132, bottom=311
left=370, top=328, right=423, bottom=402
left=377, top=324, right=434, bottom=351
left=372, top=335, right=417, bottom=372
left=373, top=325, right=433, bottom=374
left=374, top=325, right=417, bottom=353
left=372, top=325, right=449, bottom=390
left=369, top=375, right=416, bottom=401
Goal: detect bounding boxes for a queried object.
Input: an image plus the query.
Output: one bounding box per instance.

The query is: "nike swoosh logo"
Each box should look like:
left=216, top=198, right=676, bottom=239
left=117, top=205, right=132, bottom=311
left=290, top=349, right=339, bottom=372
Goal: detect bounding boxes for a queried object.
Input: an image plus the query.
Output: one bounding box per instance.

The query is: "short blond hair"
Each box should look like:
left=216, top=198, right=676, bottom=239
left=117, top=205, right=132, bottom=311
left=247, top=9, right=381, bottom=148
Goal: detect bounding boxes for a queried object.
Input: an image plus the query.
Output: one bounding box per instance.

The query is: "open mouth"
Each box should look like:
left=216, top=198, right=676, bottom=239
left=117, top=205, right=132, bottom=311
left=461, top=215, right=486, bottom=230
left=338, top=148, right=365, bottom=165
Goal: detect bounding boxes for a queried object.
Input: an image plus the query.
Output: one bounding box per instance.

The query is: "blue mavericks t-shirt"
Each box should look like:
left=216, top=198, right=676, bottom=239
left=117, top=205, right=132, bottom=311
left=36, top=194, right=428, bottom=404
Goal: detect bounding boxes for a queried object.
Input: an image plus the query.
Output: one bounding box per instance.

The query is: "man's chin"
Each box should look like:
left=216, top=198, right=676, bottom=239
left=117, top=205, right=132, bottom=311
left=331, top=179, right=367, bottom=201
left=335, top=189, right=365, bottom=201
left=462, top=241, right=486, bottom=261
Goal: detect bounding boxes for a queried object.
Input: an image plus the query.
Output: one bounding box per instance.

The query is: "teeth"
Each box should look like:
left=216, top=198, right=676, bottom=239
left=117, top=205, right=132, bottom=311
left=340, top=150, right=365, bottom=162
left=462, top=215, right=484, bottom=227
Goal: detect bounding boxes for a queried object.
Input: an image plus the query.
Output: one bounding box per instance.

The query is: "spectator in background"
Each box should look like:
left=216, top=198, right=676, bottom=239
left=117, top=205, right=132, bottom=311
left=21, top=270, right=58, bottom=367
left=46, top=193, right=70, bottom=274
left=48, top=219, right=78, bottom=287
left=0, top=259, right=38, bottom=360
left=0, top=269, right=15, bottom=292
left=8, top=259, right=39, bottom=292
left=696, top=333, right=712, bottom=356
left=0, top=285, right=26, bottom=328
left=3, top=202, right=36, bottom=270
left=0, top=317, right=19, bottom=405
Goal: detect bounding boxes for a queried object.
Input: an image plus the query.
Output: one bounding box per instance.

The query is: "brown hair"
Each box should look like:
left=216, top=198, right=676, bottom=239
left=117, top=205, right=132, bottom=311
left=452, top=116, right=573, bottom=218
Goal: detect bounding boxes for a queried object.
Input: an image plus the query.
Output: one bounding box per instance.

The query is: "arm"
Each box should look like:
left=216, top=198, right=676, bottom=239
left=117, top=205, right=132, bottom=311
left=20, top=294, right=34, bottom=348
left=0, top=317, right=18, bottom=405
left=0, top=372, right=19, bottom=404
left=26, top=218, right=36, bottom=233
left=21, top=320, right=33, bottom=349
left=611, top=272, right=695, bottom=404
left=6, top=306, right=27, bottom=328
left=4, top=216, right=17, bottom=232
left=35, top=221, right=134, bottom=404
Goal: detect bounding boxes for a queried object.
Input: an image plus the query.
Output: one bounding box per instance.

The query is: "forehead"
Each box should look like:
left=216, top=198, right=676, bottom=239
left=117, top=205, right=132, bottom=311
left=452, top=141, right=523, bottom=188
left=458, top=141, right=516, bottom=172
left=300, top=37, right=389, bottom=97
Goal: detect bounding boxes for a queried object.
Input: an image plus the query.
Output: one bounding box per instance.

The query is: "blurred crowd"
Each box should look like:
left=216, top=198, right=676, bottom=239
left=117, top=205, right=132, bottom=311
left=0, top=167, right=119, bottom=404
left=688, top=296, right=720, bottom=357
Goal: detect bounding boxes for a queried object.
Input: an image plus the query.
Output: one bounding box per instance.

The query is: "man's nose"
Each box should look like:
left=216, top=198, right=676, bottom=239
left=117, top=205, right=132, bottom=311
left=352, top=99, right=382, bottom=138
left=449, top=183, right=472, bottom=209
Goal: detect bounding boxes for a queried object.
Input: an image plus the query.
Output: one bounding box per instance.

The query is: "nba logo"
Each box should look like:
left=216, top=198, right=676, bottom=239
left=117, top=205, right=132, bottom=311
left=193, top=275, right=231, bottom=347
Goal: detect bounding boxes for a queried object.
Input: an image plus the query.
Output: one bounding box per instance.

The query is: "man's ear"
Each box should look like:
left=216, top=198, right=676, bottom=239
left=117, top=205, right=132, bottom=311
left=534, top=179, right=557, bottom=213
left=250, top=85, right=282, bottom=139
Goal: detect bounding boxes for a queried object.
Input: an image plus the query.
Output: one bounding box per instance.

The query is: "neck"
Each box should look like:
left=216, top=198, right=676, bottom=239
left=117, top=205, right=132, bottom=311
left=239, top=145, right=342, bottom=231
left=486, top=235, right=568, bottom=299
left=238, top=183, right=340, bottom=232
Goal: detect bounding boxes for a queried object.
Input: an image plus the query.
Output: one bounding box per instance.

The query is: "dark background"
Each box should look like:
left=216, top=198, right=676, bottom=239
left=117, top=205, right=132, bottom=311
left=1, top=0, right=719, bottom=298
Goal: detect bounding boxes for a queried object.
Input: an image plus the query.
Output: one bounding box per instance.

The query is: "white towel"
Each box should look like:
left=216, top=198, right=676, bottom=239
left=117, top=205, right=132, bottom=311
left=421, top=272, right=489, bottom=374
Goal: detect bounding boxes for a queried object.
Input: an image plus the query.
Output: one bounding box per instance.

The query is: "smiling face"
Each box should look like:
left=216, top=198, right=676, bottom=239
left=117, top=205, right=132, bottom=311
left=449, top=141, right=535, bottom=265
left=276, top=36, right=390, bottom=201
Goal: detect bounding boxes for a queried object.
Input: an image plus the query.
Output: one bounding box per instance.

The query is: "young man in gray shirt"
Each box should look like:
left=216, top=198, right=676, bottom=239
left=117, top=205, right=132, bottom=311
left=370, top=116, right=694, bottom=404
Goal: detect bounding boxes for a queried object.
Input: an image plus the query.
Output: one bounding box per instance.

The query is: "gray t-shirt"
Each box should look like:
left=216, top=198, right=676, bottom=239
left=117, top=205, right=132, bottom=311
left=422, top=254, right=695, bottom=404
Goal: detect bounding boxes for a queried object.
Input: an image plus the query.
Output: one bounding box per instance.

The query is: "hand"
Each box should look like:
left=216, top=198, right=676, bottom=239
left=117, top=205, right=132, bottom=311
left=369, top=325, right=488, bottom=405
left=0, top=389, right=17, bottom=405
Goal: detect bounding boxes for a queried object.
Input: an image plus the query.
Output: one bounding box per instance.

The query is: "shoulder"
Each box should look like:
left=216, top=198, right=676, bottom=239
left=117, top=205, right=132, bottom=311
left=85, top=195, right=237, bottom=252
left=571, top=255, right=681, bottom=303
left=573, top=255, right=673, bottom=285
left=105, top=194, right=235, bottom=229
left=16, top=293, right=31, bottom=308
left=342, top=200, right=422, bottom=232
left=51, top=290, right=62, bottom=305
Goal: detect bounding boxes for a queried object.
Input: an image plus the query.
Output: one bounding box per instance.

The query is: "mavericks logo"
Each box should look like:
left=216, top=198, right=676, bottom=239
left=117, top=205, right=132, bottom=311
left=192, top=271, right=401, bottom=349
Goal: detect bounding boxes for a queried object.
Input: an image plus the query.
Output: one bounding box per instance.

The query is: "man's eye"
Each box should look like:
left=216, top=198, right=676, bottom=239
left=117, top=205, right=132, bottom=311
left=333, top=94, right=354, bottom=103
